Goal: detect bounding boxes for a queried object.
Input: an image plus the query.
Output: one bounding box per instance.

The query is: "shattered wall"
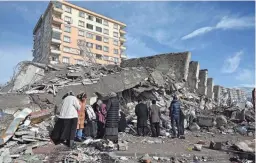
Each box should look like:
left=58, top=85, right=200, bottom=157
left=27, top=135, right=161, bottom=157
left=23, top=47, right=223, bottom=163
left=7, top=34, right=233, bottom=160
left=206, top=78, right=214, bottom=99
left=197, top=69, right=208, bottom=96
left=213, top=85, right=221, bottom=105
left=187, top=61, right=199, bottom=92
left=121, top=52, right=191, bottom=82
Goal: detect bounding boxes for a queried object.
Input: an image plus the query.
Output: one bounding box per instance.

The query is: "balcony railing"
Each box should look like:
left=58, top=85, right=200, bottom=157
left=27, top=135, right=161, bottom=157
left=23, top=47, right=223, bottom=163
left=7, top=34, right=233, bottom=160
left=120, top=37, right=126, bottom=42
left=53, top=7, right=63, bottom=14
left=121, top=53, right=127, bottom=58
left=52, top=16, right=63, bottom=24
left=52, top=26, right=62, bottom=33
left=120, top=29, right=126, bottom=34
left=121, top=46, right=126, bottom=50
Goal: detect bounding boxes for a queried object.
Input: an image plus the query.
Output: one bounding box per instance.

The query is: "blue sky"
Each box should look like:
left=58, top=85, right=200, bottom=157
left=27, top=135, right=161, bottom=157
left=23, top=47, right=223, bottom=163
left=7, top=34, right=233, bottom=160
left=0, top=1, right=255, bottom=88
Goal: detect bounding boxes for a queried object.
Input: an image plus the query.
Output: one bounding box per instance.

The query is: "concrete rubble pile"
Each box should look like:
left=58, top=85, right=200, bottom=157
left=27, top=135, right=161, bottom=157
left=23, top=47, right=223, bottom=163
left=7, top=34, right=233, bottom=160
left=0, top=51, right=255, bottom=162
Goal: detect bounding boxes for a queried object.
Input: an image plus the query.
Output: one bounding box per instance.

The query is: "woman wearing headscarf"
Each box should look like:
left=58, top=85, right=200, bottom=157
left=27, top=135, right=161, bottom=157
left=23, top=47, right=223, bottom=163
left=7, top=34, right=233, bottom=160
left=105, top=92, right=120, bottom=143
left=51, top=91, right=80, bottom=149
left=75, top=92, right=87, bottom=142
left=95, top=100, right=107, bottom=138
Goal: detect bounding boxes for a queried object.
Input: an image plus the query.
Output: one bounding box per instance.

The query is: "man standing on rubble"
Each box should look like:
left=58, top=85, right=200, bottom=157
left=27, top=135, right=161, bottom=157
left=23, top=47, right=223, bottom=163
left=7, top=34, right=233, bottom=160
left=169, top=95, right=181, bottom=138
left=50, top=91, right=80, bottom=149
left=135, top=100, right=149, bottom=136
left=149, top=100, right=161, bottom=137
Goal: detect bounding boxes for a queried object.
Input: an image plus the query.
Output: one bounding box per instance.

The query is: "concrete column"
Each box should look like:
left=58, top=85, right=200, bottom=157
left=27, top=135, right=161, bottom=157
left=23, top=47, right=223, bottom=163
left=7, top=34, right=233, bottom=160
left=197, top=69, right=208, bottom=96
left=236, top=89, right=241, bottom=102
left=206, top=78, right=214, bottom=99
left=213, top=85, right=221, bottom=104
left=187, top=61, right=199, bottom=92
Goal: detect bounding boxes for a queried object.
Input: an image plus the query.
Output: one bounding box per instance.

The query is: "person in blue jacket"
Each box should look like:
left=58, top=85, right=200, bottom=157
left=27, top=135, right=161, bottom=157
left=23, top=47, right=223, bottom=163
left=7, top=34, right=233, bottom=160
left=169, top=95, right=181, bottom=138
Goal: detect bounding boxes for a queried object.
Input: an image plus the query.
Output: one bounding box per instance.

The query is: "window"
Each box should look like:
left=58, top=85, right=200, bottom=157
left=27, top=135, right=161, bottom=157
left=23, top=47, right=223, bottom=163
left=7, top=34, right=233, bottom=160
left=113, top=32, right=118, bottom=38
left=63, top=36, right=71, bottom=43
left=103, top=20, right=108, bottom=26
left=113, top=40, right=118, bottom=46
left=63, top=46, right=70, bottom=53
left=78, top=30, right=84, bottom=36
left=114, top=24, right=118, bottom=29
left=78, top=20, right=85, bottom=27
left=96, top=18, right=102, bottom=24
left=96, top=45, right=102, bottom=50
left=79, top=11, right=85, bottom=18
left=103, top=55, right=109, bottom=61
left=96, top=35, right=102, bottom=41
left=87, top=15, right=94, bottom=21
left=96, top=54, right=102, bottom=60
left=62, top=57, right=69, bottom=63
left=86, top=23, right=93, bottom=30
left=76, top=59, right=83, bottom=65
left=114, top=49, right=118, bottom=54
left=64, top=16, right=72, bottom=23
left=86, top=42, right=93, bottom=48
left=65, top=6, right=72, bottom=13
left=64, top=26, right=71, bottom=33
left=86, top=32, right=93, bottom=39
left=96, top=26, right=102, bottom=33
left=103, top=46, right=109, bottom=52
left=114, top=57, right=119, bottom=63
left=103, top=29, right=109, bottom=35
left=103, top=37, right=109, bottom=43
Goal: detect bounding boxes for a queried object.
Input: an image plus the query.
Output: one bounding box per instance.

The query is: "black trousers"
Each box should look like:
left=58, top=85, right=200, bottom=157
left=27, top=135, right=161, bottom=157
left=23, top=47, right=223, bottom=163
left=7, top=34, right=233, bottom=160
left=137, top=126, right=147, bottom=136
left=97, top=121, right=105, bottom=138
left=151, top=122, right=160, bottom=137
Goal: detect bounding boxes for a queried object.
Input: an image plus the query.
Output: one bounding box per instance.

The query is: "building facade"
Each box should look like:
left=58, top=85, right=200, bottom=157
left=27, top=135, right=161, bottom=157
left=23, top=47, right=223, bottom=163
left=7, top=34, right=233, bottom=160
left=33, top=0, right=127, bottom=65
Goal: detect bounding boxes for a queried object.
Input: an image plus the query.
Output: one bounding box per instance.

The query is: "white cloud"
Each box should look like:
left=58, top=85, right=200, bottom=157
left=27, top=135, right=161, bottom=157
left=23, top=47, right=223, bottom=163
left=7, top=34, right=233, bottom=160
left=221, top=51, right=243, bottom=73
left=182, top=16, right=254, bottom=40
left=235, top=68, right=254, bottom=82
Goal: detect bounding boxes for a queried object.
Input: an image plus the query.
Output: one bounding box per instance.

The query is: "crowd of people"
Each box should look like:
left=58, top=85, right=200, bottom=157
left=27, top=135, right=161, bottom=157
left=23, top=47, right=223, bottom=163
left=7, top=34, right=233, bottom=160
left=50, top=91, right=185, bottom=149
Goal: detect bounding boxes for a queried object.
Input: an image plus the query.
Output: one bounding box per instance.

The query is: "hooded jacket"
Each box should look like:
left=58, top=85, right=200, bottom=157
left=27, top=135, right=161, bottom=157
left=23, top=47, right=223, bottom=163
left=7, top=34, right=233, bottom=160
left=169, top=100, right=181, bottom=118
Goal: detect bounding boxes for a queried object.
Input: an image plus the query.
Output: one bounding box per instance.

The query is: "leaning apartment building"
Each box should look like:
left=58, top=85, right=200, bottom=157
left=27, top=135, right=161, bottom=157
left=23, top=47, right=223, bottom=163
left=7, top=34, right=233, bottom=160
left=32, top=0, right=127, bottom=65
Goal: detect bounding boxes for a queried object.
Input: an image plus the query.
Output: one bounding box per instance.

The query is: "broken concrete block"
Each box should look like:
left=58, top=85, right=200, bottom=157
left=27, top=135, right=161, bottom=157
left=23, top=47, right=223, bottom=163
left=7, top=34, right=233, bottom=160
left=189, top=122, right=200, bottom=131
left=118, top=141, right=128, bottom=151
left=140, top=153, right=152, bottom=163
left=216, top=115, right=227, bottom=127
left=210, top=141, right=222, bottom=150
left=197, top=116, right=214, bottom=127
left=193, top=144, right=202, bottom=151
left=30, top=109, right=51, bottom=124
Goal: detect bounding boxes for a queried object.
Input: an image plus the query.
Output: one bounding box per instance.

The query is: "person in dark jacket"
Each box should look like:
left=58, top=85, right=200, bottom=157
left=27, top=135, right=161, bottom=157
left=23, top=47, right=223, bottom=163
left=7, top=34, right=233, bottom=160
left=149, top=100, right=161, bottom=137
left=169, top=95, right=181, bottom=138
left=135, top=100, right=149, bottom=136
left=105, top=92, right=120, bottom=143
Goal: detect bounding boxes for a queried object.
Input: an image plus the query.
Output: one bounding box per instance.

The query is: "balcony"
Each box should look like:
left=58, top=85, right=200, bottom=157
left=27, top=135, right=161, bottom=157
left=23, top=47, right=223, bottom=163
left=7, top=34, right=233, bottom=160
left=52, top=26, right=62, bottom=33
left=121, top=46, right=126, bottom=50
left=121, top=53, right=127, bottom=59
left=51, top=49, right=61, bottom=55
left=52, top=16, right=63, bottom=24
left=51, top=38, right=61, bottom=44
left=120, top=29, right=126, bottom=34
left=120, top=37, right=126, bottom=42
left=53, top=7, right=63, bottom=14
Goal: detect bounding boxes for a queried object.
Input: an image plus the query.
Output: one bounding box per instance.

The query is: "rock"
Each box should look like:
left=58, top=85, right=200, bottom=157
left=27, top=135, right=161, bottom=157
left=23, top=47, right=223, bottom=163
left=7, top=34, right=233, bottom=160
left=189, top=122, right=200, bottom=131
left=193, top=144, right=202, bottom=151
left=209, top=141, right=222, bottom=150
left=0, top=148, right=12, bottom=163
left=120, top=156, right=128, bottom=161
left=118, top=141, right=128, bottom=151
left=25, top=146, right=33, bottom=155
left=216, top=115, right=227, bottom=127
left=197, top=116, right=215, bottom=127
left=234, top=140, right=255, bottom=153
left=140, top=154, right=151, bottom=163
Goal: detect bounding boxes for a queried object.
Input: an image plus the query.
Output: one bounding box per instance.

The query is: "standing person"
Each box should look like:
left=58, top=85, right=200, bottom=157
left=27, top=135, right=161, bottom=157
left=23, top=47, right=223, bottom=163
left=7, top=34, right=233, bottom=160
left=85, top=105, right=97, bottom=138
left=50, top=91, right=80, bottom=149
left=105, top=92, right=120, bottom=143
left=135, top=100, right=149, bottom=136
left=179, top=107, right=185, bottom=139
left=149, top=100, right=161, bottom=137
left=169, top=95, right=181, bottom=138
left=95, top=100, right=107, bottom=139
left=75, top=93, right=87, bottom=142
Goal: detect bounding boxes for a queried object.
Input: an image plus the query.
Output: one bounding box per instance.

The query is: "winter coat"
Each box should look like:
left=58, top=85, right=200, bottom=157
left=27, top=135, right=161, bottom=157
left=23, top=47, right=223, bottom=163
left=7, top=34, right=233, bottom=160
left=77, top=99, right=86, bottom=129
left=105, top=97, right=120, bottom=128
left=96, top=104, right=107, bottom=124
left=58, top=95, right=80, bottom=119
left=135, top=103, right=149, bottom=127
left=149, top=104, right=161, bottom=123
left=169, top=100, right=181, bottom=118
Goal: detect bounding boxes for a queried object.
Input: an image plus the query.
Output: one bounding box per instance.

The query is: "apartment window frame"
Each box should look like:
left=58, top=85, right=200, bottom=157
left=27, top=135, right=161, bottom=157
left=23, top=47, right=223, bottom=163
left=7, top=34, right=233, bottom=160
left=86, top=32, right=93, bottom=39
left=64, top=16, right=72, bottom=23
left=63, top=36, right=71, bottom=43
left=103, top=29, right=109, bottom=35
left=78, top=20, right=85, bottom=27
left=62, top=57, right=70, bottom=64
left=114, top=24, right=118, bottom=29
left=64, top=25, right=71, bottom=33
left=103, top=20, right=109, bottom=26
left=103, top=55, right=109, bottom=61
left=103, top=37, right=109, bottom=43
left=114, top=49, right=119, bottom=54
left=96, top=26, right=102, bottom=33
left=114, top=57, right=119, bottom=63
left=87, top=15, right=94, bottom=21
left=113, top=39, right=118, bottom=46
left=78, top=30, right=85, bottom=37
left=113, top=32, right=118, bottom=38
left=96, top=17, right=102, bottom=24
left=86, top=23, right=93, bottom=30
left=79, top=11, right=85, bottom=18
left=65, top=6, right=72, bottom=13
left=96, top=44, right=102, bottom=50
left=96, top=35, right=102, bottom=41
left=103, top=46, right=109, bottom=52
left=63, top=46, right=70, bottom=53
